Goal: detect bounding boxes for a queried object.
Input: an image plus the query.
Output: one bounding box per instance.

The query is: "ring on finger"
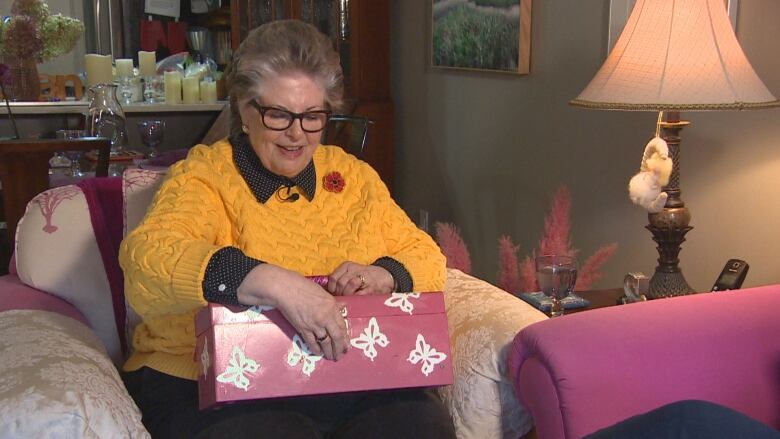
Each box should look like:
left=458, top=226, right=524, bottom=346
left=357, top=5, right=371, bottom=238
left=356, top=273, right=367, bottom=290
left=315, top=333, right=330, bottom=342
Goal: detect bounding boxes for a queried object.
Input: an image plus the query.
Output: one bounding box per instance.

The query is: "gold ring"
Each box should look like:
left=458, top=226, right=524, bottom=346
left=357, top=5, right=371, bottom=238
left=315, top=334, right=329, bottom=342
left=357, top=274, right=367, bottom=290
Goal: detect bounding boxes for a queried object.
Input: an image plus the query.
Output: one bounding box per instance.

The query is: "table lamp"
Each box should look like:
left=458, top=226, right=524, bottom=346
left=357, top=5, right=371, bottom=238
left=571, top=0, right=778, bottom=297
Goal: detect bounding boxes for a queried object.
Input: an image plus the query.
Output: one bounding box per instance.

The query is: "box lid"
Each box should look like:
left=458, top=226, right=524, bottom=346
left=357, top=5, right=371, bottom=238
left=195, top=291, right=444, bottom=337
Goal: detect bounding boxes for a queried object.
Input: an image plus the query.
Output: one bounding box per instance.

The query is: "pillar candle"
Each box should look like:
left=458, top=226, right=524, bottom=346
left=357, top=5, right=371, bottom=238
left=85, top=54, right=113, bottom=87
left=164, top=71, right=182, bottom=104
left=200, top=80, right=218, bottom=104
left=182, top=76, right=200, bottom=104
left=115, top=59, right=134, bottom=78
left=138, top=51, right=157, bottom=77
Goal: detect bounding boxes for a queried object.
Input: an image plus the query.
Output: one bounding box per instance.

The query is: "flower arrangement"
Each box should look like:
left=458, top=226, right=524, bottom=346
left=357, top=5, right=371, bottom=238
left=434, top=222, right=472, bottom=274
left=501, top=185, right=618, bottom=292
left=434, top=184, right=618, bottom=292
left=0, top=0, right=84, bottom=63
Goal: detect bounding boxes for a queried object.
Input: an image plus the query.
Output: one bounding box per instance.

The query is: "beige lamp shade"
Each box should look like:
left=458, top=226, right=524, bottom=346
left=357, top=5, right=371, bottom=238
left=572, top=0, right=779, bottom=111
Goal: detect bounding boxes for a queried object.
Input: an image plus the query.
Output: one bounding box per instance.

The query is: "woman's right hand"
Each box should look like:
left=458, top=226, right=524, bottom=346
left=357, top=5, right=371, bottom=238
left=236, top=264, right=349, bottom=361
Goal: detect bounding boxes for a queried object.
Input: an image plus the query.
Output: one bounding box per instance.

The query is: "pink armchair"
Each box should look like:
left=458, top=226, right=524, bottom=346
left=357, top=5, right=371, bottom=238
left=508, top=286, right=780, bottom=439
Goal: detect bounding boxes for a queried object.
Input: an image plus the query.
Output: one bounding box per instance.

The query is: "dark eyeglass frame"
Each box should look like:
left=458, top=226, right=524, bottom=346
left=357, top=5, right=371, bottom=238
left=249, top=101, right=332, bottom=133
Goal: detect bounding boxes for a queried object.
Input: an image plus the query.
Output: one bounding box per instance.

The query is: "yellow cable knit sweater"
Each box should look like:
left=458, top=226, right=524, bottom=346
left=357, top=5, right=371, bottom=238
left=119, top=139, right=445, bottom=380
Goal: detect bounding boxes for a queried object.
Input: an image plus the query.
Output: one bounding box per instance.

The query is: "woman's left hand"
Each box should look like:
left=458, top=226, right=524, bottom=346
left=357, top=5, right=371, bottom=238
left=327, top=262, right=395, bottom=296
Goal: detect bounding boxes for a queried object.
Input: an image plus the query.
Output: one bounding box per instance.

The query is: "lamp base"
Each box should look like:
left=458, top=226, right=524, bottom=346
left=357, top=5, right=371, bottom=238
left=645, top=206, right=695, bottom=298
left=649, top=270, right=693, bottom=298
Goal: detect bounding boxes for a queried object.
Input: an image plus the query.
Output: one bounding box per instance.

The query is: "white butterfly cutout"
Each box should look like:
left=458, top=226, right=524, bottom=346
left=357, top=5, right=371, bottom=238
left=350, top=317, right=389, bottom=361
left=200, top=338, right=210, bottom=378
left=248, top=304, right=275, bottom=313
left=407, top=334, right=447, bottom=376
left=216, top=346, right=259, bottom=391
left=287, top=334, right=324, bottom=377
left=220, top=304, right=274, bottom=324
left=384, top=292, right=421, bottom=315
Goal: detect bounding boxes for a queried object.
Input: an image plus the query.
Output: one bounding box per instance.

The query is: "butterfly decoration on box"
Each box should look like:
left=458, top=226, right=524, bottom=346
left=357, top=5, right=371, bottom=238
left=350, top=317, right=389, bottom=361
left=287, top=334, right=324, bottom=377
left=383, top=292, right=421, bottom=315
left=216, top=345, right=260, bottom=391
left=407, top=334, right=447, bottom=376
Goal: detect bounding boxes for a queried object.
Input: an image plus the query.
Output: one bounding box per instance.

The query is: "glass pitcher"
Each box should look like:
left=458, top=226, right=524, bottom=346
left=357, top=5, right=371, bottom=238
left=85, top=83, right=128, bottom=154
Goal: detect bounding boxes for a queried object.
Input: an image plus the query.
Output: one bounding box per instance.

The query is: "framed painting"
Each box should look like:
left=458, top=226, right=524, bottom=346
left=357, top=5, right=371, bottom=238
left=431, top=0, right=533, bottom=74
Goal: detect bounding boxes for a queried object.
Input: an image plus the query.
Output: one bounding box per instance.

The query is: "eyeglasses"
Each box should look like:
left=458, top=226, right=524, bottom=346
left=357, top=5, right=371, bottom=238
left=250, top=101, right=331, bottom=133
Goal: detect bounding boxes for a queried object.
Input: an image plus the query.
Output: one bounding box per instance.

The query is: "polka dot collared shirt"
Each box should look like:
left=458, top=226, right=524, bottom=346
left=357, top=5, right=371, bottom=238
left=201, top=135, right=412, bottom=305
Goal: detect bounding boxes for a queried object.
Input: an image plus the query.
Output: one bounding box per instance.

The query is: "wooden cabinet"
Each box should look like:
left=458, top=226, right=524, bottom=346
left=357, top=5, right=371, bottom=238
left=228, top=0, right=394, bottom=190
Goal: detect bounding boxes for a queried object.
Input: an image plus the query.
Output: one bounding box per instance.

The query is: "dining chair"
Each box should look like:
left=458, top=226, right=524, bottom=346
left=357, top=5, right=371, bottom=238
left=322, top=114, right=375, bottom=158
left=0, top=138, right=111, bottom=268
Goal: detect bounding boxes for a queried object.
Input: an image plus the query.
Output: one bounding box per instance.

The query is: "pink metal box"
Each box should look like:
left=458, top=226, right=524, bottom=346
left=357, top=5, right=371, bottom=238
left=195, top=291, right=453, bottom=410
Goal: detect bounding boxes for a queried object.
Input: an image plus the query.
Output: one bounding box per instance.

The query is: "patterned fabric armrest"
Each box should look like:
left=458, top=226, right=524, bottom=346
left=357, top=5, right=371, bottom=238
left=438, top=268, right=547, bottom=439
left=0, top=309, right=149, bottom=437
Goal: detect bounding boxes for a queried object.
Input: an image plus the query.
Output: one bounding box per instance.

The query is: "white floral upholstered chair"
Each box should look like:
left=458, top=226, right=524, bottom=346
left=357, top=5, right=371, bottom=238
left=0, top=169, right=547, bottom=438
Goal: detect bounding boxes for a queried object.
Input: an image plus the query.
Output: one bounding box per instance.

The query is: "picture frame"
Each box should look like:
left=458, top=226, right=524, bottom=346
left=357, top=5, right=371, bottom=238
left=608, top=0, right=739, bottom=52
left=430, top=0, right=533, bottom=75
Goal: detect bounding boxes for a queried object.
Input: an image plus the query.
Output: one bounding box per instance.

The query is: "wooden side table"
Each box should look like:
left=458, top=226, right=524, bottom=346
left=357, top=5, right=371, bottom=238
left=566, top=288, right=625, bottom=315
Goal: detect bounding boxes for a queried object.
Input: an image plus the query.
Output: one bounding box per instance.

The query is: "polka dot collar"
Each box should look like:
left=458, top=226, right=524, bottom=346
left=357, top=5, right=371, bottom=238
left=230, top=134, right=317, bottom=203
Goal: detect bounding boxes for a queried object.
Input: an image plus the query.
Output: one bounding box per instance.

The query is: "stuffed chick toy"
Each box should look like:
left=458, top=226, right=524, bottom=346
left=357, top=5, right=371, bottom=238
left=627, top=136, right=673, bottom=213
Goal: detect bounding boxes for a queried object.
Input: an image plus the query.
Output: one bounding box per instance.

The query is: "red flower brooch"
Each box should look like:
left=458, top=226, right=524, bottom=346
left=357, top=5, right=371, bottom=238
left=323, top=171, right=345, bottom=193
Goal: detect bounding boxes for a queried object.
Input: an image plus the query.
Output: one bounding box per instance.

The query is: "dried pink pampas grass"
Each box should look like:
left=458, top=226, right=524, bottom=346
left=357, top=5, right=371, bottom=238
left=497, top=235, right=520, bottom=293
left=514, top=185, right=618, bottom=292
left=434, top=222, right=472, bottom=274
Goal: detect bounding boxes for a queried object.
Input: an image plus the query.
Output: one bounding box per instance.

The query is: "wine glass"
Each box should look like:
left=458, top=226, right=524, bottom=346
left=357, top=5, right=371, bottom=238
left=117, top=76, right=134, bottom=105
left=55, top=129, right=89, bottom=177
left=137, top=120, right=165, bottom=158
left=535, top=255, right=578, bottom=317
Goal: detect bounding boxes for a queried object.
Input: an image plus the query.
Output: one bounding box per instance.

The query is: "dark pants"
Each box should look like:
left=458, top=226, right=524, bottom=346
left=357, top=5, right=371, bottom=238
left=124, top=367, right=456, bottom=439
left=585, top=400, right=780, bottom=439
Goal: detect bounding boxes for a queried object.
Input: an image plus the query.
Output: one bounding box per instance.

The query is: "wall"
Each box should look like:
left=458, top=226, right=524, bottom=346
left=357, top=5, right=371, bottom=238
left=391, top=0, right=780, bottom=291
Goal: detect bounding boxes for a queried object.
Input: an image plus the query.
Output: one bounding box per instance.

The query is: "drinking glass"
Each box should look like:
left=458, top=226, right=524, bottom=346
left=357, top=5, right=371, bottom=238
left=117, top=76, right=135, bottom=105
left=535, top=255, right=578, bottom=317
left=143, top=75, right=165, bottom=103
left=137, top=120, right=165, bottom=158
left=55, top=129, right=89, bottom=177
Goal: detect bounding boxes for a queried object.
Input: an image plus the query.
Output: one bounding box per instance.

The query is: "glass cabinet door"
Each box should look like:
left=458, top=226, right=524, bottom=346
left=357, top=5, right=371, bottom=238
left=229, top=0, right=392, bottom=189
left=232, top=0, right=286, bottom=48
left=232, top=0, right=351, bottom=81
left=298, top=0, right=351, bottom=83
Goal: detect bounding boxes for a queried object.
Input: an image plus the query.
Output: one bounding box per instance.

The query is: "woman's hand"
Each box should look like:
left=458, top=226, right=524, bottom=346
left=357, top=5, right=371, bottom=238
left=327, top=262, right=395, bottom=296
left=237, top=264, right=348, bottom=361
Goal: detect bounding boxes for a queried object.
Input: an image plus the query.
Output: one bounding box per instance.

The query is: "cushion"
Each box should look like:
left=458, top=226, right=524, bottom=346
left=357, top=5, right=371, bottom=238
left=438, top=268, right=547, bottom=439
left=0, top=309, right=149, bottom=438
left=122, top=168, right=167, bottom=237
left=13, top=169, right=168, bottom=366
left=0, top=274, right=89, bottom=326
left=14, top=185, right=122, bottom=364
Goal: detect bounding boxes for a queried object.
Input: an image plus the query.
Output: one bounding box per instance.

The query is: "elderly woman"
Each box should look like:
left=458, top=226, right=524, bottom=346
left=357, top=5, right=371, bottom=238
left=119, top=20, right=455, bottom=439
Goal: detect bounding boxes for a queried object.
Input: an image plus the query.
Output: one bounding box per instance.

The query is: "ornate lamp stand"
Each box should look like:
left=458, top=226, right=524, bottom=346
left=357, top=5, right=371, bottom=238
left=646, top=112, right=694, bottom=298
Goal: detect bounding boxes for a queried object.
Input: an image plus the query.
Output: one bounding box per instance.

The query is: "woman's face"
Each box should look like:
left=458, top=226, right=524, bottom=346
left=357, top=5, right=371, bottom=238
left=239, top=72, right=327, bottom=178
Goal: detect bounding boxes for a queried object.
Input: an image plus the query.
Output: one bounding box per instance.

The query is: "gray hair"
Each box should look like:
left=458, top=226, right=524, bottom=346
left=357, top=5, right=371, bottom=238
left=225, top=20, right=345, bottom=138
